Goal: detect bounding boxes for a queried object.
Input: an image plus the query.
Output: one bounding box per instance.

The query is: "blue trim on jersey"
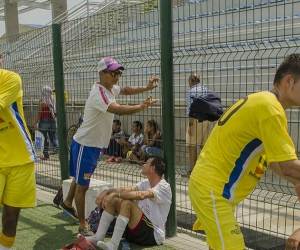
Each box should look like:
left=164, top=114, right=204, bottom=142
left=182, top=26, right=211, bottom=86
left=12, top=102, right=36, bottom=161
left=222, top=138, right=262, bottom=200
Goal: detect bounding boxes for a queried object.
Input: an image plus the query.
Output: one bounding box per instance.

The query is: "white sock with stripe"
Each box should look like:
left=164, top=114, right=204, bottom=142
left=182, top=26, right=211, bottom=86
left=97, top=215, right=129, bottom=250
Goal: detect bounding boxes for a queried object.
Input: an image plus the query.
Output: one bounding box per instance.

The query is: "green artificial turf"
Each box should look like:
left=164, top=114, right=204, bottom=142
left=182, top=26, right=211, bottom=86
left=0, top=201, right=176, bottom=250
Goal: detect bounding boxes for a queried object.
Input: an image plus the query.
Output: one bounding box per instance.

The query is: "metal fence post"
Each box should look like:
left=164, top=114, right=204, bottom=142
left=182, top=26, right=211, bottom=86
left=160, top=0, right=176, bottom=237
left=52, top=23, right=69, bottom=181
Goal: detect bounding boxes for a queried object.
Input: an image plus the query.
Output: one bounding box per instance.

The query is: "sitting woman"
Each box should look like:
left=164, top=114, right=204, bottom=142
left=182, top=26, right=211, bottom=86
left=131, top=120, right=163, bottom=163
left=120, top=121, right=144, bottom=158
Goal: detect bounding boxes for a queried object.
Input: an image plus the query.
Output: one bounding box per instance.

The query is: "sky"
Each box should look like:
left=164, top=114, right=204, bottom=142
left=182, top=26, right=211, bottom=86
left=0, top=0, right=103, bottom=37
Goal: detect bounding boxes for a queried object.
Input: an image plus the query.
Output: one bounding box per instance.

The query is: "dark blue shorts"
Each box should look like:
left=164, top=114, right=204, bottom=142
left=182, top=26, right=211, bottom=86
left=69, top=140, right=102, bottom=186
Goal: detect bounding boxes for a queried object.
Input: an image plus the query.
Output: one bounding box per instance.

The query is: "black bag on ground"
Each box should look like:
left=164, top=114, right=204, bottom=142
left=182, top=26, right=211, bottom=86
left=53, top=185, right=63, bottom=207
left=189, top=92, right=224, bottom=122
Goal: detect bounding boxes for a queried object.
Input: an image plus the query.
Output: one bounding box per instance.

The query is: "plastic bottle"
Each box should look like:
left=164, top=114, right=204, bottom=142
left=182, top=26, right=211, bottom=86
left=121, top=241, right=131, bottom=250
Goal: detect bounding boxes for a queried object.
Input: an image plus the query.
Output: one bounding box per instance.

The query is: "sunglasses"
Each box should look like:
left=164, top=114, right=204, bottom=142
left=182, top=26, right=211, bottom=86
left=103, top=70, right=122, bottom=78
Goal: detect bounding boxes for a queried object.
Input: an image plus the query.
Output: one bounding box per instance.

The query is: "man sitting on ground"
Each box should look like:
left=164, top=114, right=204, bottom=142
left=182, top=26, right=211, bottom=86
left=119, top=121, right=144, bottom=158
left=78, top=156, right=172, bottom=250
left=106, top=119, right=126, bottom=162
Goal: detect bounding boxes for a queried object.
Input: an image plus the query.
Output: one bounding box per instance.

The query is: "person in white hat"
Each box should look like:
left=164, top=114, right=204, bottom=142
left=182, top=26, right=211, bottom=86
left=59, top=57, right=159, bottom=236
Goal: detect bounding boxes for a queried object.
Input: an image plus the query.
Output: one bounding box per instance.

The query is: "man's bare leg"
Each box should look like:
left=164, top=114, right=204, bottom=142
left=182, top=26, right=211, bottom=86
left=2, top=205, right=20, bottom=237
left=63, top=178, right=76, bottom=208
left=97, top=199, right=142, bottom=250
left=75, top=184, right=89, bottom=230
left=0, top=205, right=20, bottom=249
left=188, top=145, right=197, bottom=171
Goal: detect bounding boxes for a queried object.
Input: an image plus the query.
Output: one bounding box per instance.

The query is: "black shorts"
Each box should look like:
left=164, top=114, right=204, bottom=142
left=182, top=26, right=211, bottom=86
left=122, top=213, right=157, bottom=246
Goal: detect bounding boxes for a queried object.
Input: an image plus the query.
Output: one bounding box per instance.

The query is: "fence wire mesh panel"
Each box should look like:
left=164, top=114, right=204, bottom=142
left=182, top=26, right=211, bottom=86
left=1, top=0, right=300, bottom=248
left=60, top=0, right=162, bottom=189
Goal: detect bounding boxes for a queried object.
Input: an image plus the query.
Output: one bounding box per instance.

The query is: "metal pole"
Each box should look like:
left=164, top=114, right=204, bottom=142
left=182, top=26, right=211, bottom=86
left=87, top=0, right=90, bottom=16
left=160, top=0, right=176, bottom=237
left=52, top=23, right=69, bottom=181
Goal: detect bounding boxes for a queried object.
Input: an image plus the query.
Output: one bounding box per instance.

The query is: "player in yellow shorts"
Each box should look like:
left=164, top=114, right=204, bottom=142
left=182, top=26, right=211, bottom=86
left=189, top=53, right=300, bottom=250
left=0, top=67, right=36, bottom=250
left=189, top=180, right=245, bottom=250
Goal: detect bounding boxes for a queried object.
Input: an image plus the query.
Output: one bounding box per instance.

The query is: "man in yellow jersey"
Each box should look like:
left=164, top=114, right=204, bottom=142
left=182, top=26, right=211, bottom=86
left=0, top=66, right=36, bottom=250
left=189, top=53, right=300, bottom=250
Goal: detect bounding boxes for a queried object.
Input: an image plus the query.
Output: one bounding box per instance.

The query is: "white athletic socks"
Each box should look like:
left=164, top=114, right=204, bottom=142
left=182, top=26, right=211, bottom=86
left=97, top=215, right=129, bottom=250
left=86, top=210, right=115, bottom=246
left=97, top=240, right=117, bottom=250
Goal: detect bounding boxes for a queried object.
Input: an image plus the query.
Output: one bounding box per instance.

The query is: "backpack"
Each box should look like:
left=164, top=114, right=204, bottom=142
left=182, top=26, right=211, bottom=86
left=189, top=92, right=224, bottom=122
left=86, top=206, right=116, bottom=234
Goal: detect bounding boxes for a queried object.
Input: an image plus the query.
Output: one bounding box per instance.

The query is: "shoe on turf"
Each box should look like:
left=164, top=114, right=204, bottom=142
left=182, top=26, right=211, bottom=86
left=59, top=202, right=79, bottom=220
left=76, top=234, right=96, bottom=250
left=78, top=227, right=94, bottom=237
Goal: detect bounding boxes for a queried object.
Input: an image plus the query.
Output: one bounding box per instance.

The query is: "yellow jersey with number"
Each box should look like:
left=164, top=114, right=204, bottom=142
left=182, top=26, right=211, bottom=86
left=190, top=91, right=297, bottom=204
left=0, top=69, right=35, bottom=167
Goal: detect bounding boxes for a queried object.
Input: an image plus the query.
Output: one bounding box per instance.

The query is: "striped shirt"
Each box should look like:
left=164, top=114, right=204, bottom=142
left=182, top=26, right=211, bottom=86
left=186, top=83, right=210, bottom=116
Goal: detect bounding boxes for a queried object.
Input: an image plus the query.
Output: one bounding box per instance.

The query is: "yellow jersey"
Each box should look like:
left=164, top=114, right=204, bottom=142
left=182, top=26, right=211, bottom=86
left=191, top=91, right=297, bottom=204
left=0, top=70, right=35, bottom=167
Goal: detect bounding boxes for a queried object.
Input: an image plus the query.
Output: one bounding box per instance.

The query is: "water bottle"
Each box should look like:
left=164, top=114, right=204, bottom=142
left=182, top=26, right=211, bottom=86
left=121, top=241, right=131, bottom=250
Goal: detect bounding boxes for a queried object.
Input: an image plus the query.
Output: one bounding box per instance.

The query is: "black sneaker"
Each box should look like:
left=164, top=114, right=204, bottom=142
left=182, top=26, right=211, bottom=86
left=59, top=202, right=79, bottom=220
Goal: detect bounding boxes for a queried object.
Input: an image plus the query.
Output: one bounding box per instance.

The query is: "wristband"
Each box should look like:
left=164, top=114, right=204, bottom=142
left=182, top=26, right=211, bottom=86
left=189, top=123, right=193, bottom=126
left=118, top=192, right=120, bottom=198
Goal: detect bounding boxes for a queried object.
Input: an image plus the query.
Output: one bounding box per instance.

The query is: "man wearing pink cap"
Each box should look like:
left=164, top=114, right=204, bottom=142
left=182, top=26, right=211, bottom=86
left=60, top=57, right=159, bottom=236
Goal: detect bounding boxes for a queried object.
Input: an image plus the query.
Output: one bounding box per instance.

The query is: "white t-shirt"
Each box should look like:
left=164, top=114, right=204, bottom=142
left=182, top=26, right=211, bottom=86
left=74, top=83, right=121, bottom=148
left=128, top=133, right=144, bottom=146
left=111, top=130, right=125, bottom=144
left=135, top=179, right=172, bottom=245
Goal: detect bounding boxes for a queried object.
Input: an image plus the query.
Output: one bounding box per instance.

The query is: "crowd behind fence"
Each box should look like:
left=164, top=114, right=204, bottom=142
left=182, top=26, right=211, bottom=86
left=1, top=0, right=300, bottom=248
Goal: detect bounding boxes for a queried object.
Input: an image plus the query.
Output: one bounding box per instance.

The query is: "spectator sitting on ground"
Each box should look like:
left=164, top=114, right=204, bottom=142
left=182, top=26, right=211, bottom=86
left=106, top=119, right=125, bottom=162
left=131, top=119, right=163, bottom=163
left=119, top=121, right=144, bottom=158
left=76, top=156, right=172, bottom=250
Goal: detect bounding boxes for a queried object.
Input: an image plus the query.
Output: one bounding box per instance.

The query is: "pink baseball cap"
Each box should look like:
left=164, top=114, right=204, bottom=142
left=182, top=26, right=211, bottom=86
left=97, top=57, right=125, bottom=72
